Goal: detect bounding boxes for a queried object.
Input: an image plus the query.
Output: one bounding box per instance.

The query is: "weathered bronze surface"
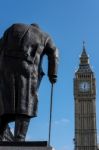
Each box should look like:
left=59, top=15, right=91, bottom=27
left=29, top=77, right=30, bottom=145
left=0, top=23, right=59, bottom=141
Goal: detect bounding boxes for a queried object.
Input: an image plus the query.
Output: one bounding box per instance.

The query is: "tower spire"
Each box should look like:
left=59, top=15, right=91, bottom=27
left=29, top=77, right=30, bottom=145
left=80, top=41, right=89, bottom=65
left=77, top=43, right=93, bottom=73
left=83, top=41, right=85, bottom=49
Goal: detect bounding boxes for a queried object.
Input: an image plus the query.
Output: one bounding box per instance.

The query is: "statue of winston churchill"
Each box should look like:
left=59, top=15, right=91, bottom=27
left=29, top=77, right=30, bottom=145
left=0, top=23, right=59, bottom=141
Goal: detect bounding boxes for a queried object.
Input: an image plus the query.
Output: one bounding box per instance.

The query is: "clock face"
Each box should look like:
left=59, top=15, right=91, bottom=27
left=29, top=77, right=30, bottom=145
left=79, top=82, right=90, bottom=92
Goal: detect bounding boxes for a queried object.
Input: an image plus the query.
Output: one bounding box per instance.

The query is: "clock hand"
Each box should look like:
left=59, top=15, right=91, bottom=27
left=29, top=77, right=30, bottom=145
left=84, top=83, right=86, bottom=89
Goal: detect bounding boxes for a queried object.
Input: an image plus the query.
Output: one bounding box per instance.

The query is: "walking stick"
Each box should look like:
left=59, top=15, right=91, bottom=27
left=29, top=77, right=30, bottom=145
left=48, top=83, right=54, bottom=145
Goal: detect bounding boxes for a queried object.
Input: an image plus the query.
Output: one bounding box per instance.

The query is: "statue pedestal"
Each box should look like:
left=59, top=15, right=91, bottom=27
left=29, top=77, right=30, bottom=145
left=0, top=141, right=55, bottom=150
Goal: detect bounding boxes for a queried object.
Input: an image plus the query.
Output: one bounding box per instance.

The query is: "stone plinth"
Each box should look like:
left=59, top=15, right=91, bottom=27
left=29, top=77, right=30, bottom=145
left=0, top=141, right=55, bottom=150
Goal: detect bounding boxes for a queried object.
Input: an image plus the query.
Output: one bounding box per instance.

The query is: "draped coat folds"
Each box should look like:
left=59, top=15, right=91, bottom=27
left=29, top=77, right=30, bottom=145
left=0, top=23, right=59, bottom=121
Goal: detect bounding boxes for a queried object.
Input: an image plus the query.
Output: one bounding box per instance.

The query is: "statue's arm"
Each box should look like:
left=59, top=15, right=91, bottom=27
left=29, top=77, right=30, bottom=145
left=45, top=36, right=59, bottom=84
left=0, top=38, right=3, bottom=54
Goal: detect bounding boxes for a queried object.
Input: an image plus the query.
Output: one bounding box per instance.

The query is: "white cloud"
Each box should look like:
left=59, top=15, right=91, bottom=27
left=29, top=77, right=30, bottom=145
left=61, top=118, right=70, bottom=123
left=61, top=145, right=70, bottom=150
left=52, top=148, right=56, bottom=150
left=61, top=145, right=74, bottom=150
left=54, top=118, right=70, bottom=125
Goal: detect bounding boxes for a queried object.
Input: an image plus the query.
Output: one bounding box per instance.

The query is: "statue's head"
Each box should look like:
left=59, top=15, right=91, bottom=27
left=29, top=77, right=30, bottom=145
left=31, top=23, right=40, bottom=29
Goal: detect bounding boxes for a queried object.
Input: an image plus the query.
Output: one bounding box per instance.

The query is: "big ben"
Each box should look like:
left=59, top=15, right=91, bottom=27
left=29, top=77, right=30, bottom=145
left=74, top=44, right=97, bottom=150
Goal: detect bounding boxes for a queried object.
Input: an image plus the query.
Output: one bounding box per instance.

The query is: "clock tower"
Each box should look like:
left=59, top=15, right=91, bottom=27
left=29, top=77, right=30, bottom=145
left=74, top=44, right=97, bottom=150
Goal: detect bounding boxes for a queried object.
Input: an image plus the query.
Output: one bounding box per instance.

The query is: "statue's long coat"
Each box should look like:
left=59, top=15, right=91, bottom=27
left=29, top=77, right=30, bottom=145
left=0, top=23, right=59, bottom=121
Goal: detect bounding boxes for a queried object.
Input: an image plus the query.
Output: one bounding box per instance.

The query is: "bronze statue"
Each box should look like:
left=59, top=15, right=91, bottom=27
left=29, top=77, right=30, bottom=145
left=0, top=23, right=59, bottom=141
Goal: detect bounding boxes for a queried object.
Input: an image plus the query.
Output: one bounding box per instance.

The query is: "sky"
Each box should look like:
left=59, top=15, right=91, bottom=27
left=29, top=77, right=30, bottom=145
left=0, top=0, right=99, bottom=150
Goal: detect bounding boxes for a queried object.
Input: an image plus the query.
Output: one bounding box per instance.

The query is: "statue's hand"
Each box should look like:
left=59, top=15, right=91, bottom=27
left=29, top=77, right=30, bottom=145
left=49, top=75, right=57, bottom=84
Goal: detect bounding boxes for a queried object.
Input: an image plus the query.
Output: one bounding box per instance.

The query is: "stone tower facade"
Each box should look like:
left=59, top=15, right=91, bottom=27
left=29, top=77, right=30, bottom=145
left=74, top=45, right=97, bottom=150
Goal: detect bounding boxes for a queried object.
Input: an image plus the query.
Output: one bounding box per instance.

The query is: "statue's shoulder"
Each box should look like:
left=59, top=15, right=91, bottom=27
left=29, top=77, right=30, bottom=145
left=11, top=23, right=29, bottom=32
left=4, top=23, right=30, bottom=41
left=2, top=23, right=29, bottom=38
